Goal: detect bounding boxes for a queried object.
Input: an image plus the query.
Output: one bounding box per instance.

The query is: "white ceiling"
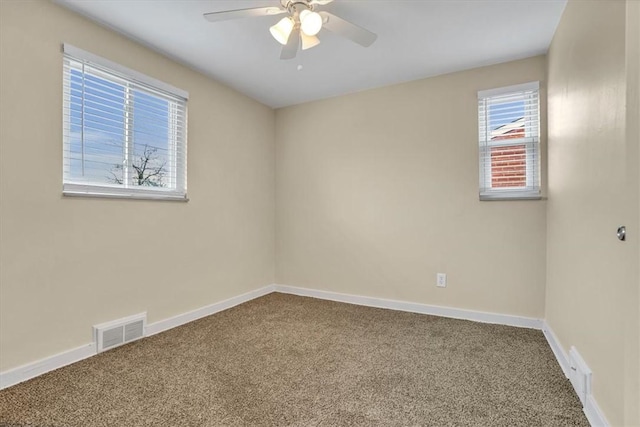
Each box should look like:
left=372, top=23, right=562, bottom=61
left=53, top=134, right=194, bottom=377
left=55, top=0, right=567, bottom=108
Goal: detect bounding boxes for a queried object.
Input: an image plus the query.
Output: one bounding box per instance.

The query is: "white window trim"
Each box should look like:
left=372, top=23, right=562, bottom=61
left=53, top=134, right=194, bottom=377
left=477, top=81, right=539, bottom=100
left=478, top=81, right=541, bottom=201
left=62, top=44, right=188, bottom=100
left=62, top=44, right=188, bottom=201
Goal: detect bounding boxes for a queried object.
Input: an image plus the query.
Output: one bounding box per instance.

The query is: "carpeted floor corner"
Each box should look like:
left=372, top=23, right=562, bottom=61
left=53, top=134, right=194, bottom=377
left=0, top=293, right=589, bottom=426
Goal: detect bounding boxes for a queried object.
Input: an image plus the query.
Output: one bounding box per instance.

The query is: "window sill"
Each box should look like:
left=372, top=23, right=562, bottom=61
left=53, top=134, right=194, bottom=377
left=479, top=194, right=542, bottom=201
left=63, top=184, right=188, bottom=202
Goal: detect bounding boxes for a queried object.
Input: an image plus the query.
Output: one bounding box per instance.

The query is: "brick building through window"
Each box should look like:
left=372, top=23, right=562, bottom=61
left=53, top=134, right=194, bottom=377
left=490, top=117, right=526, bottom=188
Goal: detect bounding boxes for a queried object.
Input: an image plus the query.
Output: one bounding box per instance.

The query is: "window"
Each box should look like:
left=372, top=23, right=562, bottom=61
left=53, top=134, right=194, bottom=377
left=477, top=82, right=540, bottom=200
left=62, top=44, right=188, bottom=200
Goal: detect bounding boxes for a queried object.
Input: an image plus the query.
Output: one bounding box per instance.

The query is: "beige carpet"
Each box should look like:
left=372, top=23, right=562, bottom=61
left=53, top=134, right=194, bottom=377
left=0, top=293, right=588, bottom=426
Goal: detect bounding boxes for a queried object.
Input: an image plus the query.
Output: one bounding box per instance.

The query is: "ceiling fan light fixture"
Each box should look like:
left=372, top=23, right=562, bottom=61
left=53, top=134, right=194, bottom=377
left=301, top=33, right=320, bottom=50
left=299, top=9, right=322, bottom=36
left=270, top=17, right=294, bottom=45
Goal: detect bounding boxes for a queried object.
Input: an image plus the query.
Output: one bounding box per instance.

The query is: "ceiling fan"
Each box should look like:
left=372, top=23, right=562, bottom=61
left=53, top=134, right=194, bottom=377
left=203, top=0, right=377, bottom=60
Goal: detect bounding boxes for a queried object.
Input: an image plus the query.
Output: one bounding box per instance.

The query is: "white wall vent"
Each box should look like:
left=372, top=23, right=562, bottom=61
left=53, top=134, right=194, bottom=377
left=569, top=346, right=592, bottom=406
left=94, top=313, right=146, bottom=353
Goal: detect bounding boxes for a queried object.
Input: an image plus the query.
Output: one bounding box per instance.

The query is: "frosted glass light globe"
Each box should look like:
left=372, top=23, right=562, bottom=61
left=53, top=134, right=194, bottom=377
left=299, top=10, right=322, bottom=36
left=270, top=17, right=294, bottom=45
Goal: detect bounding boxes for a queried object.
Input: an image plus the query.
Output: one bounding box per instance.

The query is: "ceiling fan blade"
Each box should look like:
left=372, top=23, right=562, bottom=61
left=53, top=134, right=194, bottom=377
left=309, top=0, right=335, bottom=5
left=318, top=11, right=377, bottom=47
left=204, top=6, right=285, bottom=23
left=280, top=26, right=300, bottom=60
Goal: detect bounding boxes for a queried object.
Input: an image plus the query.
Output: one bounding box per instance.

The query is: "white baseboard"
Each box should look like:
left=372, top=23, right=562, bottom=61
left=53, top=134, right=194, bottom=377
left=0, top=283, right=543, bottom=390
left=145, top=285, right=275, bottom=336
left=584, top=394, right=609, bottom=427
left=541, top=321, right=570, bottom=378
left=0, top=284, right=275, bottom=391
left=542, top=322, right=609, bottom=427
left=0, top=343, right=96, bottom=390
left=273, top=284, right=544, bottom=329
left=0, top=281, right=610, bottom=427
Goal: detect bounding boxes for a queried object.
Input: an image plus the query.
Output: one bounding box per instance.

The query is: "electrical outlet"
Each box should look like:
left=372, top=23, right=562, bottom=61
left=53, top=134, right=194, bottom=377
left=436, top=273, right=447, bottom=288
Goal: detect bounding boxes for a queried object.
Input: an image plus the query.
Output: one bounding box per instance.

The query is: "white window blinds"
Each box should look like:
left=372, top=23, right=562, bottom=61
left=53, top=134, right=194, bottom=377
left=62, top=44, right=188, bottom=200
left=478, top=81, right=540, bottom=200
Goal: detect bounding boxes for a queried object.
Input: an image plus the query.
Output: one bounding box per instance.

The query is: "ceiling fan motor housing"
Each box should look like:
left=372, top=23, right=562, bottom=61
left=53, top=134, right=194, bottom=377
left=281, top=0, right=315, bottom=17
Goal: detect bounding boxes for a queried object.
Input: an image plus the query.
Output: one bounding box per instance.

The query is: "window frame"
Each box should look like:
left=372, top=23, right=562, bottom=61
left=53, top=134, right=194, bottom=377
left=477, top=81, right=541, bottom=201
left=62, top=44, right=189, bottom=201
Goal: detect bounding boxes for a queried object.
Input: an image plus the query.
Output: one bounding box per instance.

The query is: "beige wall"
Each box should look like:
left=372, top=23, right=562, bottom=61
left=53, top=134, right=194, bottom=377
left=546, top=1, right=639, bottom=425
left=0, top=0, right=276, bottom=371
left=275, top=57, right=548, bottom=318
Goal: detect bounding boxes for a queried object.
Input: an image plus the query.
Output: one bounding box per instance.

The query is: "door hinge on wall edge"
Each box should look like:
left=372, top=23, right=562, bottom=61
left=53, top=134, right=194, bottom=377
left=93, top=312, right=146, bottom=353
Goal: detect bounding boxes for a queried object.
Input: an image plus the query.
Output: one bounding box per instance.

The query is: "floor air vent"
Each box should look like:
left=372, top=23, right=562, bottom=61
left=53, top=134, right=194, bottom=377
left=568, top=346, right=592, bottom=406
left=94, top=313, right=146, bottom=353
